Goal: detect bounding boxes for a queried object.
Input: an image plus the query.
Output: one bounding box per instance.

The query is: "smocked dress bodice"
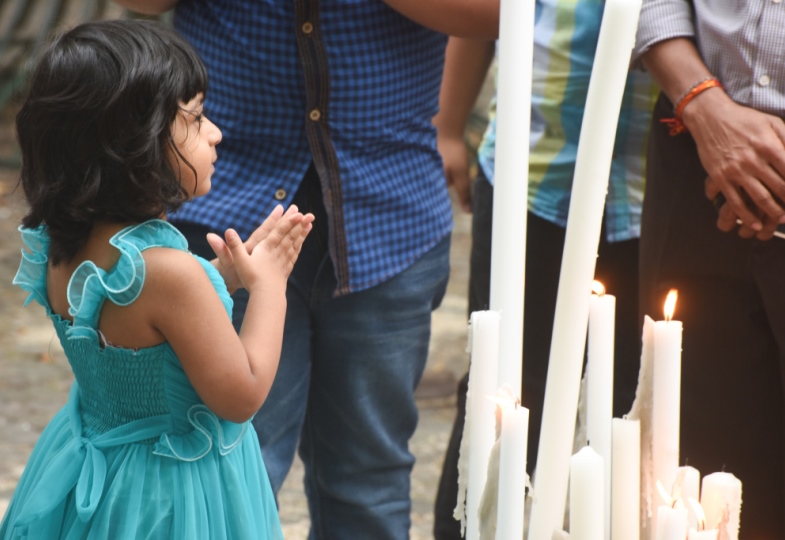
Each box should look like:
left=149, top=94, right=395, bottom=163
left=1, top=220, right=282, bottom=540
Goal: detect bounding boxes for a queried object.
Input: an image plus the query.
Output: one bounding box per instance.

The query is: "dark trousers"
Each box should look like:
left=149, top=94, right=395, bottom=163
left=434, top=172, right=640, bottom=539
left=639, top=94, right=785, bottom=539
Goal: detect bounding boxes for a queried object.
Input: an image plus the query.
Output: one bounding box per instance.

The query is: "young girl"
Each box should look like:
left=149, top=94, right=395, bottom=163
left=0, top=19, right=312, bottom=539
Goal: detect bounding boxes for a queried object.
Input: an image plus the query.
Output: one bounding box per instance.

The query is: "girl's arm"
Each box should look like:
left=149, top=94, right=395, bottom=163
left=112, top=0, right=178, bottom=15
left=142, top=207, right=313, bottom=423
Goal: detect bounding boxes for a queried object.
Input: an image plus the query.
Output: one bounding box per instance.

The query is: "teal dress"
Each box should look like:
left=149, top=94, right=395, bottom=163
left=0, top=220, right=283, bottom=539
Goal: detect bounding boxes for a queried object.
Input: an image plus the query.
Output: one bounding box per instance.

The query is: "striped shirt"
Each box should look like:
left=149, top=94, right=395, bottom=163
left=635, top=0, right=785, bottom=117
left=478, top=0, right=658, bottom=242
left=172, top=0, right=452, bottom=295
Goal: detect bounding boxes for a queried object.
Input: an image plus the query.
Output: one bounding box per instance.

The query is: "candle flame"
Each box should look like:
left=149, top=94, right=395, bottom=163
left=664, top=289, right=678, bottom=322
left=486, top=386, right=519, bottom=409
left=688, top=498, right=706, bottom=531
left=487, top=394, right=518, bottom=409
left=591, top=280, right=605, bottom=296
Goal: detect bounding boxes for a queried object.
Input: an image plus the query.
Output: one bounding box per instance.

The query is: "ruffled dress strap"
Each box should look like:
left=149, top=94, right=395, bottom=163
left=14, top=219, right=232, bottom=338
left=65, top=220, right=188, bottom=340
left=13, top=225, right=53, bottom=311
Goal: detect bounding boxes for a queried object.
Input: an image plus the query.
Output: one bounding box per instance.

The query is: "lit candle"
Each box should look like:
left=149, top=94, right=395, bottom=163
left=687, top=498, right=717, bottom=540
left=496, top=400, right=529, bottom=540
left=527, top=0, right=644, bottom=534
left=464, top=311, right=500, bottom=540
left=652, top=291, right=682, bottom=503
left=674, top=466, right=701, bottom=530
left=611, top=417, right=640, bottom=540
left=700, top=472, right=742, bottom=540
left=488, top=0, right=535, bottom=395
left=656, top=481, right=688, bottom=540
left=586, top=281, right=615, bottom=536
left=570, top=445, right=605, bottom=540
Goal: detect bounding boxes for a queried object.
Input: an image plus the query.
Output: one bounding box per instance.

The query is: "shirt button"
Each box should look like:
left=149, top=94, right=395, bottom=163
left=302, top=22, right=314, bottom=34
left=759, top=75, right=771, bottom=86
left=774, top=0, right=782, bottom=4
left=274, top=188, right=286, bottom=200
left=309, top=108, right=321, bottom=121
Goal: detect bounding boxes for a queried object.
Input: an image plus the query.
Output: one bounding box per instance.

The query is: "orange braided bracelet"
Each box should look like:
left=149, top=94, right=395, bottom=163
left=661, top=78, right=723, bottom=136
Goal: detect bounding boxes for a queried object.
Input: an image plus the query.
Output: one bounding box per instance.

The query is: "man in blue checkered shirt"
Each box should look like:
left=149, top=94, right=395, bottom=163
left=116, top=1, right=499, bottom=538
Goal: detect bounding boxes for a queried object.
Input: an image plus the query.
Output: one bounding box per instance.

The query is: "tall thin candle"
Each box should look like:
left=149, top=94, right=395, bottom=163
left=587, top=281, right=615, bottom=536
left=489, top=0, right=535, bottom=394
left=527, top=0, right=643, bottom=535
left=652, top=290, right=682, bottom=501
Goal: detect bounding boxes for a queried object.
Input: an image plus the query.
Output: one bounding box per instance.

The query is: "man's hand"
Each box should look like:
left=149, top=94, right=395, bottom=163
left=705, top=177, right=782, bottom=241
left=685, top=89, right=785, bottom=236
left=438, top=132, right=472, bottom=213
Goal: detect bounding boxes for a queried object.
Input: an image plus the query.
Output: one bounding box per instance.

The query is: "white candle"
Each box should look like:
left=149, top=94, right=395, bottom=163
left=700, top=472, right=742, bottom=540
left=628, top=315, right=655, bottom=540
left=652, top=291, right=682, bottom=503
left=586, top=282, right=615, bottom=536
left=687, top=529, right=716, bottom=540
left=611, top=418, right=640, bottom=540
left=656, top=505, right=688, bottom=540
left=528, top=0, right=643, bottom=535
left=674, top=466, right=701, bottom=530
left=570, top=446, right=605, bottom=540
left=496, top=402, right=529, bottom=540
left=465, top=311, right=500, bottom=540
left=489, top=0, right=534, bottom=395
left=687, top=497, right=717, bottom=540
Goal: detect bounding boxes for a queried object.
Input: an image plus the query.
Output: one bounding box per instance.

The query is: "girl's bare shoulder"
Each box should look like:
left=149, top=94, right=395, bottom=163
left=139, top=247, right=213, bottom=297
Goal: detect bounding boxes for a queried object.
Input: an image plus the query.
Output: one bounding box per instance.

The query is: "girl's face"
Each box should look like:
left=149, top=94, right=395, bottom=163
left=169, top=93, right=222, bottom=198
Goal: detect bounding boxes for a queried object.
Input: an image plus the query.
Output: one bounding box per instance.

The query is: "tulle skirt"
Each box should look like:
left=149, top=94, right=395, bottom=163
left=0, top=406, right=283, bottom=540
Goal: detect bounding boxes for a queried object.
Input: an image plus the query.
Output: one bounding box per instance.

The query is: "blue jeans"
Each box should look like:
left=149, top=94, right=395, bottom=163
left=249, top=168, right=449, bottom=539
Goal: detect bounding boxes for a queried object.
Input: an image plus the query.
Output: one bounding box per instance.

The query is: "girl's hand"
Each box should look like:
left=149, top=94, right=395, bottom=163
left=224, top=205, right=313, bottom=294
left=209, top=204, right=300, bottom=292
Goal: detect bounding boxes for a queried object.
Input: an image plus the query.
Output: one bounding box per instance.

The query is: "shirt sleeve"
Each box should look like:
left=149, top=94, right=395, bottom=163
left=632, top=0, right=695, bottom=65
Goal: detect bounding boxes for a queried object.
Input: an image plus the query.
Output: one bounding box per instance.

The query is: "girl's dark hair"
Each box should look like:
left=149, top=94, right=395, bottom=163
left=16, top=19, right=208, bottom=265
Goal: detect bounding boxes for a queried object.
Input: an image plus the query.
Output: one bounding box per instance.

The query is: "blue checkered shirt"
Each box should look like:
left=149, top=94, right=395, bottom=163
left=172, top=0, right=452, bottom=295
